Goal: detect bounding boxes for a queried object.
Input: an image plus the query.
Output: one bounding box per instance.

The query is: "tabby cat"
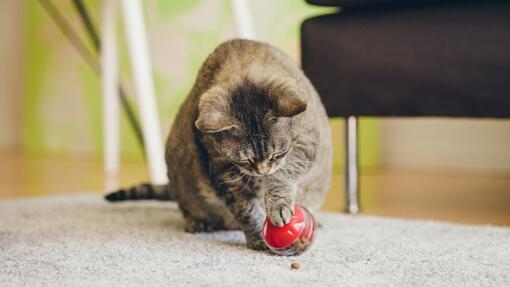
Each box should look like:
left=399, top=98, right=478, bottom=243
left=106, top=39, right=332, bottom=250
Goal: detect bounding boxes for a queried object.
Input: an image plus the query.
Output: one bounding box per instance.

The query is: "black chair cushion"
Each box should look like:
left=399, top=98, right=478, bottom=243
left=301, top=1, right=510, bottom=117
left=306, top=0, right=506, bottom=8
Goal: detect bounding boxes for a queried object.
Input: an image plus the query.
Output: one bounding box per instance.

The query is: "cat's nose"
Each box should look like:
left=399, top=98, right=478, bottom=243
left=256, top=163, right=271, bottom=175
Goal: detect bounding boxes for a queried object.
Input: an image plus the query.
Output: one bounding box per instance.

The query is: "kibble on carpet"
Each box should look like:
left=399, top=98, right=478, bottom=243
left=1, top=193, right=509, bottom=286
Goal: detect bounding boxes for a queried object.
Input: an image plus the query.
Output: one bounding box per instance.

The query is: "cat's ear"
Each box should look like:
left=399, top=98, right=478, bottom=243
left=268, top=79, right=307, bottom=117
left=195, top=86, right=237, bottom=133
left=195, top=111, right=237, bottom=133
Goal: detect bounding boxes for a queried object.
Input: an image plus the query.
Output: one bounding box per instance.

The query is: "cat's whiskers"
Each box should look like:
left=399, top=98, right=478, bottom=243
left=227, top=165, right=238, bottom=171
left=238, top=176, right=252, bottom=193
left=283, top=160, right=305, bottom=166
left=220, top=173, right=245, bottom=185
left=286, top=160, right=309, bottom=164
left=280, top=165, right=303, bottom=174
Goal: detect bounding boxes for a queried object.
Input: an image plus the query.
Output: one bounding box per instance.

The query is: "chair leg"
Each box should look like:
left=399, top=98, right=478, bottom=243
left=229, top=0, right=256, bottom=39
left=101, top=0, right=119, bottom=178
left=345, top=116, right=360, bottom=214
left=121, top=0, right=168, bottom=185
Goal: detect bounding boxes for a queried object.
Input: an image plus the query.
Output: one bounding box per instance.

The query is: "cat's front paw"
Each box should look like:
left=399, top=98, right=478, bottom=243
left=247, top=239, right=269, bottom=251
left=267, top=202, right=294, bottom=227
left=184, top=219, right=214, bottom=233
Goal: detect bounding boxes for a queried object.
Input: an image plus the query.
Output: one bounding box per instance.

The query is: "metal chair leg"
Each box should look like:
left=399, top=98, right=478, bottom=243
left=345, top=116, right=360, bottom=214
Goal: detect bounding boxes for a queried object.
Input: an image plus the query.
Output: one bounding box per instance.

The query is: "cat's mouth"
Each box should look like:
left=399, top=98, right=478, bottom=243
left=239, top=165, right=282, bottom=177
left=235, top=159, right=286, bottom=177
left=253, top=170, right=276, bottom=177
left=239, top=169, right=274, bottom=177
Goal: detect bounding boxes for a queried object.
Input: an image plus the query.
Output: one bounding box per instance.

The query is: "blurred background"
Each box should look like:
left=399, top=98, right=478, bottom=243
left=1, top=1, right=509, bottom=225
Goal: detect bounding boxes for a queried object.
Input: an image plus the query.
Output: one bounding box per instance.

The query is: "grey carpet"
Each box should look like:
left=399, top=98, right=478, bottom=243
left=1, top=193, right=509, bottom=287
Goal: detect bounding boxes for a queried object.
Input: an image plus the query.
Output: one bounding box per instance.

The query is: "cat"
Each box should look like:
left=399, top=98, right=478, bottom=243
left=106, top=39, right=332, bottom=250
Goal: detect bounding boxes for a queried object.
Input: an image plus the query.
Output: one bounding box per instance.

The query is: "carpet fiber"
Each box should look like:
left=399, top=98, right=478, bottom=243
left=1, top=193, right=509, bottom=286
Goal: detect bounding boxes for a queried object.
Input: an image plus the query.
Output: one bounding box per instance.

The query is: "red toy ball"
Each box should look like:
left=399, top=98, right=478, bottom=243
left=262, top=205, right=317, bottom=256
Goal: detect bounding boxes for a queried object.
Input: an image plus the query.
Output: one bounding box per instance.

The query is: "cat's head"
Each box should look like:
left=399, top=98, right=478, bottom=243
left=195, top=78, right=307, bottom=176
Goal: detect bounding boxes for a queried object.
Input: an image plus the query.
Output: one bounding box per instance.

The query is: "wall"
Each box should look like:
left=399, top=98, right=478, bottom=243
left=381, top=119, right=510, bottom=172
left=0, top=1, right=24, bottom=149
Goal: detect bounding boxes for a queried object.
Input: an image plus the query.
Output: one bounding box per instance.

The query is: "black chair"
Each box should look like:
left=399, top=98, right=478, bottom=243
left=301, top=0, right=510, bottom=213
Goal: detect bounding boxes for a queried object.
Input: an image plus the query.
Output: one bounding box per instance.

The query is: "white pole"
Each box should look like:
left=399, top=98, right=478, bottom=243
left=230, top=0, right=256, bottom=39
left=120, top=0, right=168, bottom=185
left=101, top=0, right=119, bottom=177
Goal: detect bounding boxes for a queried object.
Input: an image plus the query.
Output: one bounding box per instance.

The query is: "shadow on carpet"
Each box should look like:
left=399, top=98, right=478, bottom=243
left=1, top=193, right=509, bottom=286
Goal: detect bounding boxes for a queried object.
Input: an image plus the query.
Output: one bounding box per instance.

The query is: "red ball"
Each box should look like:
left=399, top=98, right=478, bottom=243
left=262, top=205, right=316, bottom=256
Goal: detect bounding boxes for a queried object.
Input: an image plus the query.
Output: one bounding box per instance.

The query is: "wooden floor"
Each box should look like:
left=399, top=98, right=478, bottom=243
left=1, top=150, right=509, bottom=226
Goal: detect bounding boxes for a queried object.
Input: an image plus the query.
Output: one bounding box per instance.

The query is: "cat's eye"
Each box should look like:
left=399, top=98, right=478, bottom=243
left=267, top=116, right=278, bottom=123
left=236, top=159, right=252, bottom=165
left=271, top=151, right=288, bottom=161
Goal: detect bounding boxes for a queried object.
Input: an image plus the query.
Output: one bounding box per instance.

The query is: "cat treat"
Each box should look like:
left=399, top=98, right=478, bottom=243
left=290, top=262, right=301, bottom=270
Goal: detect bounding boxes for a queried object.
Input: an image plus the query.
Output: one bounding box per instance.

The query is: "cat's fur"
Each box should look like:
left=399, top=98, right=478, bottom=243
left=106, top=39, right=332, bottom=250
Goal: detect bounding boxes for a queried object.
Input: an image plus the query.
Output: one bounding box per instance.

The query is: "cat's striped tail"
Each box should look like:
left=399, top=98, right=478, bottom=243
left=105, top=183, right=173, bottom=202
